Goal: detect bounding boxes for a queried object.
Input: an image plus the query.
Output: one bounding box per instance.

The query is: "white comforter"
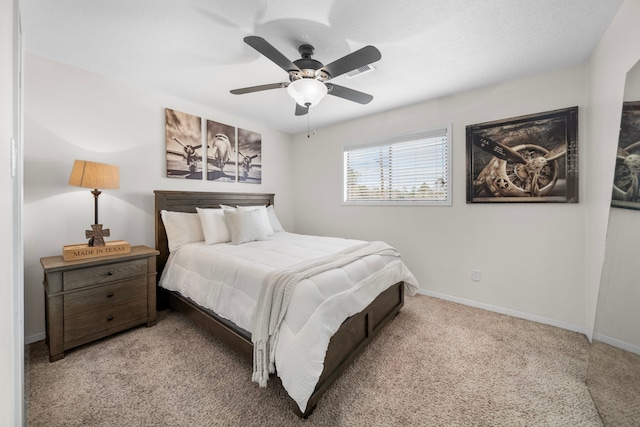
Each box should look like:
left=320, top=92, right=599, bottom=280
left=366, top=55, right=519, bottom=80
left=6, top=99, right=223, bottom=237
left=159, top=232, right=418, bottom=412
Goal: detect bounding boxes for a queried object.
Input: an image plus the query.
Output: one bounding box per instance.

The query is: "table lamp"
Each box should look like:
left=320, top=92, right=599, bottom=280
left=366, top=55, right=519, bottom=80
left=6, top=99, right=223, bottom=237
left=68, top=160, right=119, bottom=247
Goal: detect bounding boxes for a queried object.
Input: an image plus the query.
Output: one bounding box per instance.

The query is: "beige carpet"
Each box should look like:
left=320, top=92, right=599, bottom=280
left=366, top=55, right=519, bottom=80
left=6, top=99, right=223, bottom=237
left=587, top=340, right=640, bottom=426
left=26, top=295, right=602, bottom=426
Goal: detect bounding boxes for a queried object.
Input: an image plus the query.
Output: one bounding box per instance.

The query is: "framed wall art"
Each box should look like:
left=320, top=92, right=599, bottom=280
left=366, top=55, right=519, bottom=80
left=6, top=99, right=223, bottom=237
left=206, top=120, right=237, bottom=182
left=165, top=108, right=203, bottom=179
left=164, top=107, right=265, bottom=185
left=238, top=128, right=262, bottom=184
left=466, top=107, right=578, bottom=203
left=611, top=101, right=640, bottom=210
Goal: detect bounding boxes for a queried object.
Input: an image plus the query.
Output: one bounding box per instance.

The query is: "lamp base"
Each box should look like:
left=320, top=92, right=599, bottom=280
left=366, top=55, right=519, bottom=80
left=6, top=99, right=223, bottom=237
left=63, top=240, right=131, bottom=261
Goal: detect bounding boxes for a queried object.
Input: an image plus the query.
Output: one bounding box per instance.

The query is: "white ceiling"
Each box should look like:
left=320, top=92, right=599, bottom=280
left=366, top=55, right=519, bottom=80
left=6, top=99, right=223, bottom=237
left=21, top=0, right=623, bottom=135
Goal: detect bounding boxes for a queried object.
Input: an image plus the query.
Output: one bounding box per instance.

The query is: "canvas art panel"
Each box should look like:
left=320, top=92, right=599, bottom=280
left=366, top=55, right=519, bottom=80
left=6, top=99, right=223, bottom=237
left=238, top=128, right=262, bottom=184
left=165, top=108, right=203, bottom=180
left=207, top=120, right=237, bottom=182
left=466, top=107, right=579, bottom=203
left=611, top=101, right=640, bottom=210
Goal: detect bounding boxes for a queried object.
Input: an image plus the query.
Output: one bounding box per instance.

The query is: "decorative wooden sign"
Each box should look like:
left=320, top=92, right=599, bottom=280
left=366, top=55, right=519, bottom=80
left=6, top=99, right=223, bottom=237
left=63, top=240, right=131, bottom=261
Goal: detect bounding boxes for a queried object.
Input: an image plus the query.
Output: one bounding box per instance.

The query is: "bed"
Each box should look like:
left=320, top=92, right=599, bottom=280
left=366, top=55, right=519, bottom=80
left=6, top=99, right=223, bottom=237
left=154, top=190, right=418, bottom=417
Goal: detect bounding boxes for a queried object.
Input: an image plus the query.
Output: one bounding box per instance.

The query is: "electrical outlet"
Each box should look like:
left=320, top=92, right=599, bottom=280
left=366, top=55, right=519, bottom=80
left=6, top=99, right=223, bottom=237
left=471, top=269, right=481, bottom=282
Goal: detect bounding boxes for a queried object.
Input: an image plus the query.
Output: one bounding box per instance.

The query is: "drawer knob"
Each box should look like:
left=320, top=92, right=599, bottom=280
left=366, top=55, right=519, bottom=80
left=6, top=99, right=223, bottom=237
left=106, top=271, right=114, bottom=276
left=106, top=292, right=114, bottom=298
left=107, top=315, right=114, bottom=321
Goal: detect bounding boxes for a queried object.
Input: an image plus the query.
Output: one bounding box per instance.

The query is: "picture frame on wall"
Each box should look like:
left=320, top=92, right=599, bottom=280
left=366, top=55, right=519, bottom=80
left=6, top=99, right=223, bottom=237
left=206, top=120, right=237, bottom=182
left=611, top=101, right=640, bottom=210
left=238, top=128, right=262, bottom=184
left=165, top=108, right=203, bottom=180
left=466, top=106, right=579, bottom=203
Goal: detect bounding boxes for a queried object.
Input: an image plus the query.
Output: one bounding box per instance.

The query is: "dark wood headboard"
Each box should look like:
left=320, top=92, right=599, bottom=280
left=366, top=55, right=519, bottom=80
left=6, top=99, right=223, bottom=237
left=154, top=190, right=275, bottom=278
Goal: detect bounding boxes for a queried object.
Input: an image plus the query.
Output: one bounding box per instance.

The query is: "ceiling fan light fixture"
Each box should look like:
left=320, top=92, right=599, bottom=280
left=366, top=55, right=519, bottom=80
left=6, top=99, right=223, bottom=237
left=287, top=78, right=328, bottom=108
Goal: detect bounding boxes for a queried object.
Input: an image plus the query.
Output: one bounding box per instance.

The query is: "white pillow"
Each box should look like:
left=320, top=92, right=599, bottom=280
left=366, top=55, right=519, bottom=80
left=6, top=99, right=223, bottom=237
left=223, top=208, right=269, bottom=244
left=160, top=210, right=205, bottom=252
left=196, top=207, right=231, bottom=245
left=237, top=205, right=274, bottom=236
left=219, top=204, right=235, bottom=210
left=266, top=205, right=284, bottom=232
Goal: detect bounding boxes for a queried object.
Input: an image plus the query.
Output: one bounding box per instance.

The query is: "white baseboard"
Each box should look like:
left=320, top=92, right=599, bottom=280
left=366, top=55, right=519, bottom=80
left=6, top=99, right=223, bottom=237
left=416, top=289, right=587, bottom=336
left=593, top=333, right=640, bottom=356
left=25, top=332, right=45, bottom=345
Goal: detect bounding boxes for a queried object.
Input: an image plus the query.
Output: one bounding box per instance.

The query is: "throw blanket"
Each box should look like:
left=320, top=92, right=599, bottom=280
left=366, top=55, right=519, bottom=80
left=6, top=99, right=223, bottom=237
left=251, top=241, right=401, bottom=387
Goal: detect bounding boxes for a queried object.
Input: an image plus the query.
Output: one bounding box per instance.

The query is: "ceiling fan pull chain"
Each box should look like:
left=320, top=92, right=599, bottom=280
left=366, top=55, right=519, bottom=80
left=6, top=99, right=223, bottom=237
left=306, top=103, right=317, bottom=138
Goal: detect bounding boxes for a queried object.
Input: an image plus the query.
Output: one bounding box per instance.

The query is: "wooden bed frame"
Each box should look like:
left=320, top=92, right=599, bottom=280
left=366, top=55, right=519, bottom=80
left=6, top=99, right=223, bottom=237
left=154, top=190, right=405, bottom=418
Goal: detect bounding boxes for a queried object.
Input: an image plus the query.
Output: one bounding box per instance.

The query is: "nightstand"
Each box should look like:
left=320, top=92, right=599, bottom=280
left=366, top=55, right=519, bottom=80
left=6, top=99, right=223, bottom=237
left=40, top=245, right=159, bottom=362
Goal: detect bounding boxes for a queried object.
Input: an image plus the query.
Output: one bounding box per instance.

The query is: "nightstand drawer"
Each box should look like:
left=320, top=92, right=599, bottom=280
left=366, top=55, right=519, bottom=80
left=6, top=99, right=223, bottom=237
left=63, top=277, right=147, bottom=318
left=63, top=259, right=148, bottom=291
left=64, top=298, right=148, bottom=345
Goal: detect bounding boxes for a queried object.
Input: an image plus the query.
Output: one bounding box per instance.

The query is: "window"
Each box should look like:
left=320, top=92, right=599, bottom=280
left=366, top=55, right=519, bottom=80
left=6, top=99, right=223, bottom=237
left=343, top=126, right=451, bottom=205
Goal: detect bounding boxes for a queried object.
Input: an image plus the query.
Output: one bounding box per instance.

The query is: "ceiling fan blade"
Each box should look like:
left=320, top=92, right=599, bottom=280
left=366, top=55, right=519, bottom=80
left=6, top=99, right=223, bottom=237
left=230, top=82, right=288, bottom=95
left=323, top=45, right=381, bottom=80
left=295, top=103, right=308, bottom=116
left=244, top=36, right=300, bottom=73
left=472, top=134, right=528, bottom=164
left=327, top=84, right=373, bottom=104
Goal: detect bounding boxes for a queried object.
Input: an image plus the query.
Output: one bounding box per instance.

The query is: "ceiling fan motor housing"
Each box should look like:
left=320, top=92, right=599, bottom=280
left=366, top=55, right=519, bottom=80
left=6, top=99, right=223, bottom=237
left=290, top=44, right=330, bottom=82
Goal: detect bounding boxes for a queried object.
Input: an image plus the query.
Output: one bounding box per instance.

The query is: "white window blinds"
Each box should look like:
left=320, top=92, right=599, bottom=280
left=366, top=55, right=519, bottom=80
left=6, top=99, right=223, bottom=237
left=343, top=126, right=451, bottom=205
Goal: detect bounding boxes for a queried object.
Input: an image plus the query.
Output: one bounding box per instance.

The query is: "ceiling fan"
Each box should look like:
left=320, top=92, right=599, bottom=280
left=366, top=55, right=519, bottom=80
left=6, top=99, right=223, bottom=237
left=230, top=36, right=382, bottom=116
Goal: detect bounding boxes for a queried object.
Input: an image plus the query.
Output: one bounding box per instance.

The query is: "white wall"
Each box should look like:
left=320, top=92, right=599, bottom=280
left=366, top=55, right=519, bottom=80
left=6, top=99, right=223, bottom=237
left=23, top=54, right=294, bottom=341
left=291, top=65, right=590, bottom=331
left=596, top=209, right=640, bottom=353
left=584, top=0, right=640, bottom=340
left=1, top=0, right=23, bottom=425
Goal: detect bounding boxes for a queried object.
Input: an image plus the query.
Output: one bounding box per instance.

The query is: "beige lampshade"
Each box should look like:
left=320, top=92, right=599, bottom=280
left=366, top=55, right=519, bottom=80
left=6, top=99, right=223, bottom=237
left=68, top=160, right=120, bottom=190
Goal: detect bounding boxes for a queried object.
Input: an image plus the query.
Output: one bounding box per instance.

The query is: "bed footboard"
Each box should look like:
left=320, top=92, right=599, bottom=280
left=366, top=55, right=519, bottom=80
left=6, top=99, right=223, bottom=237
left=299, top=281, right=405, bottom=417
left=160, top=281, right=404, bottom=418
